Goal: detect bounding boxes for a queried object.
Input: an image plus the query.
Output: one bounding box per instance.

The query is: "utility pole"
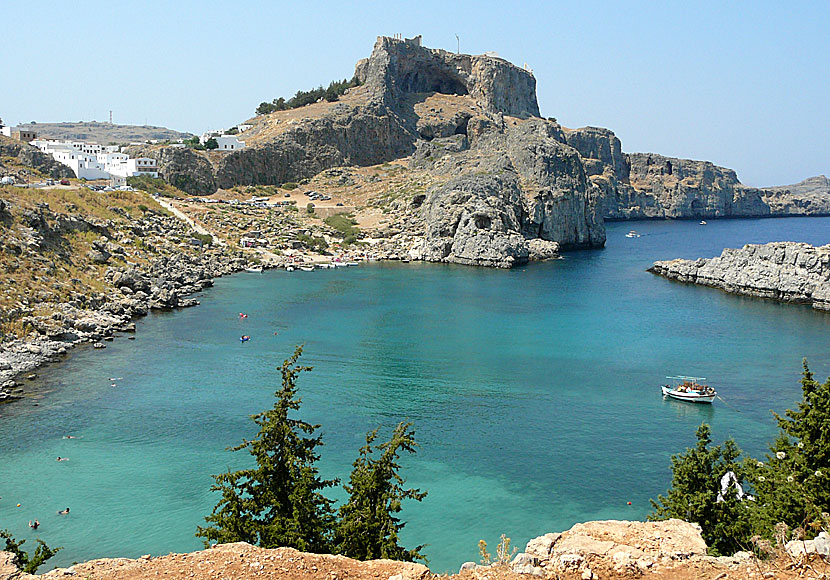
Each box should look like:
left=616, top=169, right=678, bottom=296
left=109, top=110, right=113, bottom=124
left=456, top=34, right=460, bottom=54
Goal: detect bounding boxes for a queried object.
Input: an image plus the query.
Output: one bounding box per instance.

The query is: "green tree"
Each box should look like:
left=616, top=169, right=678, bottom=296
left=747, top=360, right=830, bottom=536
left=256, top=101, right=277, bottom=115
left=0, top=529, right=61, bottom=574
left=205, top=138, right=219, bottom=150
left=333, top=422, right=427, bottom=562
left=649, top=424, right=752, bottom=555
left=196, top=346, right=336, bottom=553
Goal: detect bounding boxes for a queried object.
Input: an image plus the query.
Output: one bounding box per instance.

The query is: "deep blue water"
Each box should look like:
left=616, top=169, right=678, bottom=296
left=1, top=217, right=828, bottom=572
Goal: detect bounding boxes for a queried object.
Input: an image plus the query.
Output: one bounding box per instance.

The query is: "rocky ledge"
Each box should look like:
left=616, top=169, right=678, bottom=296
left=648, top=242, right=830, bottom=310
left=0, top=519, right=790, bottom=580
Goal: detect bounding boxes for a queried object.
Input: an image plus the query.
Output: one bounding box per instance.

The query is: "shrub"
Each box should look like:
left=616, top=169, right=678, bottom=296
left=306, top=203, right=315, bottom=215
left=649, top=424, right=752, bottom=555
left=254, top=77, right=361, bottom=115
left=0, top=529, right=61, bottom=574
left=281, top=182, right=298, bottom=190
left=204, top=138, right=218, bottom=150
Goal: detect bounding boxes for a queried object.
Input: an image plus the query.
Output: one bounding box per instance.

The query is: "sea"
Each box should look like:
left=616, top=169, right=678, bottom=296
left=1, top=217, right=828, bottom=573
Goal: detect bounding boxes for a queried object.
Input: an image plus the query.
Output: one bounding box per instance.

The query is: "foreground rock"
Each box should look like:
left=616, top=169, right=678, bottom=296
left=649, top=242, right=830, bottom=310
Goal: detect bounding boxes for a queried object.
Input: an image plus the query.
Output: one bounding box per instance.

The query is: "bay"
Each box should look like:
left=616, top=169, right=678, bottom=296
left=1, top=217, right=828, bottom=573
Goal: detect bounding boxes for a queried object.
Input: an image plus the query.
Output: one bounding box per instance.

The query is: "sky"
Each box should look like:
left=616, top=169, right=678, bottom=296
left=2, top=0, right=827, bottom=187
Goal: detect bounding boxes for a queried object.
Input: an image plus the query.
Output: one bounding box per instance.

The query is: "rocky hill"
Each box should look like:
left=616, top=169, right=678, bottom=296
left=13, top=121, right=193, bottom=143
left=0, top=135, right=75, bottom=180
left=128, top=35, right=827, bottom=269
left=649, top=242, right=830, bottom=310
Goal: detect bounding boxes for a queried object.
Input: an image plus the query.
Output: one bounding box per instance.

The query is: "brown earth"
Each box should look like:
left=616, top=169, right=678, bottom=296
left=2, top=542, right=825, bottom=580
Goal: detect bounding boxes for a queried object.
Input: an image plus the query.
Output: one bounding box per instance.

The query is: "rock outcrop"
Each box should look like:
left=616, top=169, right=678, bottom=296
left=124, top=145, right=216, bottom=195
left=215, top=104, right=414, bottom=189
left=0, top=135, right=75, bottom=179
left=563, top=127, right=830, bottom=221
left=357, top=35, right=539, bottom=119
left=413, top=118, right=605, bottom=267
left=510, top=519, right=708, bottom=577
left=649, top=242, right=830, bottom=310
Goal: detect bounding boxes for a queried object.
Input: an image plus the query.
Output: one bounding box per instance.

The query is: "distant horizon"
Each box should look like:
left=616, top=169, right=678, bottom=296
left=2, top=1, right=827, bottom=188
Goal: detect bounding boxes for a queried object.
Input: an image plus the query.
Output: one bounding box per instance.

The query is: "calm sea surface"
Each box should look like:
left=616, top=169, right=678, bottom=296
left=1, top=218, right=828, bottom=572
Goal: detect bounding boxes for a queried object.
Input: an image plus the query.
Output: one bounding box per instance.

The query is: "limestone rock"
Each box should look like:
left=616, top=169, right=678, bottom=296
left=124, top=145, right=216, bottom=195
left=649, top=242, right=830, bottom=310
left=359, top=35, right=539, bottom=118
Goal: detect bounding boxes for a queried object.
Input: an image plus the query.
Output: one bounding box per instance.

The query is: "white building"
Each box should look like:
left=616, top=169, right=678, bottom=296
left=35, top=139, right=157, bottom=180
left=215, top=135, right=246, bottom=151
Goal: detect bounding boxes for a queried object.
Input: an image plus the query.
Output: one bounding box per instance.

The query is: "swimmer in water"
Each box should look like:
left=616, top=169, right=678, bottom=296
left=63, top=435, right=77, bottom=439
left=29, top=520, right=39, bottom=529
left=58, top=508, right=69, bottom=515
left=56, top=456, right=69, bottom=462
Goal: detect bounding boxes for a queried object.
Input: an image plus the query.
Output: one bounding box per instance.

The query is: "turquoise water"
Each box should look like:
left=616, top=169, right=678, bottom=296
left=1, top=217, right=829, bottom=572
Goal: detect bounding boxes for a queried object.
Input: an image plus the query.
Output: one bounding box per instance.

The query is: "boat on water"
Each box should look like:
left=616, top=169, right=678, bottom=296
left=700, top=220, right=707, bottom=225
left=345, top=261, right=359, bottom=266
left=245, top=266, right=263, bottom=273
left=661, top=375, right=716, bottom=404
left=625, top=230, right=640, bottom=238
left=299, top=266, right=315, bottom=272
left=285, top=265, right=295, bottom=272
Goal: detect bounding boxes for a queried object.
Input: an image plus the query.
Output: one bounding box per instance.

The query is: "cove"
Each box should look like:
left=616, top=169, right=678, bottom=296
left=1, top=217, right=829, bottom=573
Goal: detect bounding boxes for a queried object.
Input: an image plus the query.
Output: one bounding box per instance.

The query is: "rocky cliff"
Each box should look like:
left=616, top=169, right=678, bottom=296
left=356, top=35, right=539, bottom=118
left=649, top=242, right=830, bottom=310
left=123, top=145, right=216, bottom=195
left=412, top=118, right=604, bottom=267
left=562, top=128, right=830, bottom=220
left=0, top=135, right=75, bottom=179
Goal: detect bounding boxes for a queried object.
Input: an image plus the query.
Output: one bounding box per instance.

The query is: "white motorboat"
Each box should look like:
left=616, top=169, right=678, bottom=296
left=661, top=375, right=716, bottom=404
left=625, top=230, right=640, bottom=238
left=700, top=220, right=707, bottom=225
left=285, top=265, right=295, bottom=272
left=245, top=266, right=263, bottom=273
left=299, top=266, right=315, bottom=272
left=345, top=261, right=359, bottom=266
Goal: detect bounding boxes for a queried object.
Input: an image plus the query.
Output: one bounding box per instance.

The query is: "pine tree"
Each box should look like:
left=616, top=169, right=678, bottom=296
left=748, top=359, right=830, bottom=535
left=196, top=346, right=336, bottom=553
left=0, top=530, right=61, bottom=574
left=649, top=424, right=752, bottom=555
left=333, top=422, right=427, bottom=562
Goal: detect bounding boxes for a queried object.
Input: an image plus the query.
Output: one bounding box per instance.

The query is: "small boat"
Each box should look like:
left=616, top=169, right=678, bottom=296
left=345, top=261, right=359, bottom=266
left=661, top=375, right=716, bottom=404
left=285, top=265, right=295, bottom=272
left=240, top=335, right=250, bottom=342
left=334, top=262, right=348, bottom=267
left=625, top=230, right=640, bottom=238
left=245, top=266, right=263, bottom=273
left=700, top=220, right=707, bottom=225
left=401, top=258, right=411, bottom=263
left=299, top=266, right=315, bottom=272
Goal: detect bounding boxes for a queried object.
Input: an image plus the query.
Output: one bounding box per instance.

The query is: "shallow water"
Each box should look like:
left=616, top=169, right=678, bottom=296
left=1, top=217, right=828, bottom=572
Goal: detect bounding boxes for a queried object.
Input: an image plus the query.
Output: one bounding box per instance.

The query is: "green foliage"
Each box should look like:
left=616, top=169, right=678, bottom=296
left=204, top=138, right=218, bottom=150
left=652, top=360, right=830, bottom=555
left=323, top=214, right=359, bottom=239
left=255, top=77, right=361, bottom=115
left=306, top=203, right=315, bottom=215
left=192, top=232, right=213, bottom=247
left=649, top=424, right=752, bottom=555
left=196, top=346, right=337, bottom=553
left=184, top=136, right=205, bottom=150
left=281, top=182, right=298, bottom=190
left=747, top=360, right=830, bottom=535
left=296, top=233, right=328, bottom=252
left=333, top=422, right=427, bottom=562
left=0, top=529, right=62, bottom=574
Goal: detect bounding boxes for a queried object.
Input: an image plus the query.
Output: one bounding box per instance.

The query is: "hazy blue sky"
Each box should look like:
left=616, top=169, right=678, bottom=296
left=2, top=1, right=827, bottom=186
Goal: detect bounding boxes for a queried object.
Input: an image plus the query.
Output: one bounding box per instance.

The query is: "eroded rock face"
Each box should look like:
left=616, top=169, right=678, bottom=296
left=216, top=104, right=414, bottom=189
left=649, top=242, right=830, bottom=310
left=0, top=135, right=74, bottom=179
left=416, top=118, right=605, bottom=267
left=124, top=146, right=216, bottom=195
left=358, top=35, right=540, bottom=118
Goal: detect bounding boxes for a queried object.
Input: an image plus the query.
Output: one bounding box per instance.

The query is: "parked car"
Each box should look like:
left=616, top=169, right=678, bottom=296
left=59, top=179, right=70, bottom=185
left=284, top=193, right=291, bottom=197
left=336, top=202, right=344, bottom=206
left=45, top=179, right=55, bottom=185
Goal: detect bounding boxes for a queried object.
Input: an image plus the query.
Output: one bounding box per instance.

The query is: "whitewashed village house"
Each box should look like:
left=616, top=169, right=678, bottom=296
left=32, top=139, right=158, bottom=180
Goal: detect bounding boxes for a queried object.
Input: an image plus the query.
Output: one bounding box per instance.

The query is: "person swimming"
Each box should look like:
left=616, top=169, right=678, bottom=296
left=29, top=520, right=39, bottom=529
left=58, top=508, right=69, bottom=515
left=56, top=456, right=69, bottom=462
